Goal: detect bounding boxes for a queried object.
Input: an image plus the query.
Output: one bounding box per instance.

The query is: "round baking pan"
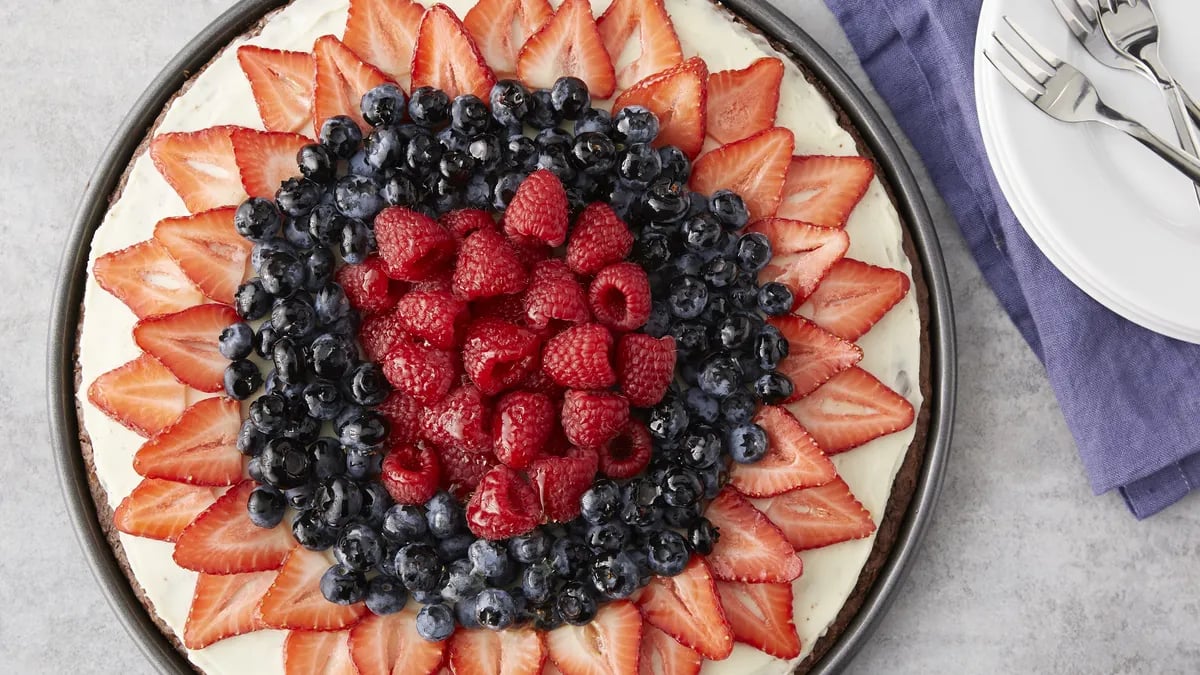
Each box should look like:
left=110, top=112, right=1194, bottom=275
left=47, top=1, right=956, bottom=672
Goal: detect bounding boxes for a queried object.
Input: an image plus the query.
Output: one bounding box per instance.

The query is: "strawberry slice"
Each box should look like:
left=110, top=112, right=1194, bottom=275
left=260, top=547, right=369, bottom=631
left=344, top=0, right=426, bottom=88
left=133, top=397, right=243, bottom=486
left=87, top=353, right=188, bottom=437
left=706, top=57, right=784, bottom=146
left=285, top=630, right=359, bottom=675
left=411, top=4, right=497, bottom=101
left=230, top=128, right=312, bottom=199
left=149, top=125, right=248, bottom=213
left=113, top=478, right=217, bottom=542
left=762, top=476, right=876, bottom=551
left=93, top=239, right=208, bottom=319
left=465, top=0, right=553, bottom=79
left=777, top=155, right=875, bottom=228
left=182, top=570, right=276, bottom=649
left=689, top=127, right=794, bottom=223
left=349, top=609, right=447, bottom=675
left=638, top=624, right=701, bottom=675
left=703, top=487, right=801, bottom=584
left=747, top=218, right=848, bottom=308
left=548, top=599, right=641, bottom=675
left=313, top=35, right=392, bottom=134
left=517, top=0, right=615, bottom=99
left=802, top=258, right=910, bottom=341
left=597, top=0, right=683, bottom=90
left=173, top=480, right=296, bottom=574
left=789, top=367, right=915, bottom=454
left=236, top=46, right=315, bottom=134
left=635, top=556, right=732, bottom=660
left=448, top=627, right=546, bottom=675
left=154, top=207, right=251, bottom=305
left=133, top=304, right=240, bottom=393
left=612, top=57, right=707, bottom=159
left=713, top=581, right=801, bottom=659
left=769, top=315, right=862, bottom=400
left=728, top=406, right=836, bottom=498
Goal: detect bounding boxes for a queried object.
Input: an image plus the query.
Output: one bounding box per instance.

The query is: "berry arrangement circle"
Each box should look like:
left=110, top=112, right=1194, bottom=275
left=82, top=0, right=921, bottom=672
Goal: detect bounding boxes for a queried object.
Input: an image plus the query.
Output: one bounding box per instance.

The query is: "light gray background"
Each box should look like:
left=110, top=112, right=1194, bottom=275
left=3, top=0, right=1198, bottom=673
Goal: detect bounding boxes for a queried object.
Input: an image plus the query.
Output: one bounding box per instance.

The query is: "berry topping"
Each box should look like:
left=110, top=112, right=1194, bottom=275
left=133, top=397, right=243, bottom=486
left=615, top=333, right=675, bottom=407
left=453, top=228, right=529, bottom=300
left=230, top=128, right=312, bottom=199
left=770, top=315, right=862, bottom=400
left=762, top=476, right=876, bottom=551
left=778, top=154, right=875, bottom=228
left=493, top=390, right=555, bottom=469
left=546, top=600, right=641, bottom=675
left=93, top=240, right=207, bottom=319
left=803, top=258, right=911, bottom=341
left=374, top=207, right=458, bottom=282
left=703, top=487, right=802, bottom=583
left=728, top=406, right=836, bottom=498
left=613, top=57, right=708, bottom=158
left=449, top=627, right=547, bottom=675
left=133, top=304, right=240, bottom=392
left=173, top=481, right=296, bottom=575
left=464, top=0, right=553, bottom=79
left=381, top=339, right=458, bottom=404
left=561, top=389, right=630, bottom=450
left=313, top=35, right=392, bottom=134
left=411, top=4, right=497, bottom=101
left=789, top=367, right=916, bottom=454
left=260, top=547, right=369, bottom=630
left=636, top=556, right=733, bottom=659
left=503, top=169, right=570, bottom=247
left=153, top=207, right=252, bottom=305
left=381, top=444, right=443, bottom=505
left=541, top=322, right=616, bottom=389
left=689, top=126, right=795, bottom=223
left=440, top=208, right=496, bottom=237
left=462, top=318, right=542, bottom=395
left=113, top=479, right=217, bottom=543
left=588, top=262, right=652, bottom=331
left=349, top=610, right=447, bottom=674
left=149, top=126, right=246, bottom=213
left=706, top=57, right=784, bottom=146
left=523, top=259, right=591, bottom=328
left=714, top=580, right=802, bottom=659
left=236, top=46, right=315, bottom=134
left=183, top=571, right=276, bottom=650
left=87, top=354, right=188, bottom=438
left=528, top=451, right=595, bottom=522
left=598, top=419, right=652, bottom=480
left=420, top=383, right=494, bottom=453
left=393, top=288, right=469, bottom=350
left=343, top=0, right=425, bottom=87
left=747, top=217, right=849, bottom=307
left=518, top=0, right=616, bottom=98
left=466, top=465, right=543, bottom=539
left=597, top=0, right=684, bottom=89
left=336, top=256, right=403, bottom=316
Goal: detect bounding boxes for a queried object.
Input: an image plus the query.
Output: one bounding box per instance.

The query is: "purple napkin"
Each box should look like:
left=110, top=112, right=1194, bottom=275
left=822, top=0, right=1200, bottom=517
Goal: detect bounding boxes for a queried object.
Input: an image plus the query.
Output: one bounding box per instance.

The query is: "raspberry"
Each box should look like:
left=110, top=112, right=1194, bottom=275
left=335, top=255, right=403, bottom=315
left=527, top=452, right=595, bottom=522
left=462, top=318, right=541, bottom=395
left=381, top=340, right=457, bottom=404
left=376, top=391, right=421, bottom=444
left=523, top=260, right=591, bottom=329
left=541, top=323, right=616, bottom=389
left=393, top=289, right=469, bottom=350
left=439, top=208, right=495, bottom=237
left=561, top=389, right=630, bottom=449
left=440, top=444, right=499, bottom=501
left=452, top=228, right=528, bottom=301
left=466, top=465, right=542, bottom=540
left=502, top=170, right=569, bottom=247
left=492, top=391, right=555, bottom=469
left=589, top=262, right=652, bottom=331
left=473, top=292, right=528, bottom=325
left=358, top=309, right=408, bottom=361
left=374, top=207, right=457, bottom=281
left=509, top=236, right=551, bottom=269
left=419, top=384, right=493, bottom=455
left=381, top=444, right=442, bottom=505
left=519, top=368, right=566, bottom=400
left=599, top=419, right=653, bottom=479
left=616, top=333, right=677, bottom=407
left=566, top=202, right=634, bottom=275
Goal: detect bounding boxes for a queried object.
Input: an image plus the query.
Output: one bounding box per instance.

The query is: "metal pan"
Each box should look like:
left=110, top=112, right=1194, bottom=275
left=47, top=1, right=956, bottom=672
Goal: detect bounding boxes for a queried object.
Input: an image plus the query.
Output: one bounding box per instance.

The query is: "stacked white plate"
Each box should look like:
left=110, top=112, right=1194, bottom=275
left=975, top=0, right=1200, bottom=343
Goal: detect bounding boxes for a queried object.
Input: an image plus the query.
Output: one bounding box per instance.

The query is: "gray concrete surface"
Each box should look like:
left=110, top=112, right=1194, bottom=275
left=1, top=0, right=1197, bottom=673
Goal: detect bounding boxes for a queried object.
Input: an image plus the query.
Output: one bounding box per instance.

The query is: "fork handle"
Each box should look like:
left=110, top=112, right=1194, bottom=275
left=1107, top=116, right=1200, bottom=185
left=1182, top=89, right=1200, bottom=130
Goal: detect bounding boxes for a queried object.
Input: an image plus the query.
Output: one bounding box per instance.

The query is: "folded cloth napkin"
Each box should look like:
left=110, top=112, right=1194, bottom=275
left=822, top=0, right=1200, bottom=518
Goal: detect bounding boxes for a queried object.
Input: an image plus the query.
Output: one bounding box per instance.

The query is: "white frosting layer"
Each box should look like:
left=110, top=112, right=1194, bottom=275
left=76, top=0, right=923, bottom=673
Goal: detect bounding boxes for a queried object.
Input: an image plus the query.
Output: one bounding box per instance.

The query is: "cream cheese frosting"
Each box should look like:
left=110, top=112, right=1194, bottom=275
left=75, top=0, right=923, bottom=672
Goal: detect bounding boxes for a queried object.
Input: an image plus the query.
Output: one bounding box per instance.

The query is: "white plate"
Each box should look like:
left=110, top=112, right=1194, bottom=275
left=975, top=0, right=1200, bottom=343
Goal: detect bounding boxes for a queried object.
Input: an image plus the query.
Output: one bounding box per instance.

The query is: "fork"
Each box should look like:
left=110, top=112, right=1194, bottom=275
left=1051, top=0, right=1200, bottom=125
left=984, top=16, right=1200, bottom=185
left=1095, top=0, right=1200, bottom=204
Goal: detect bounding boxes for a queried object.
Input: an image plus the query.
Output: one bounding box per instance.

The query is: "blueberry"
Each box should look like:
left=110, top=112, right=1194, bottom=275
left=436, top=532, right=475, bottom=563
left=728, top=423, right=768, bottom=464
left=316, top=476, right=365, bottom=528
left=224, top=359, right=263, bottom=400
left=521, top=562, right=556, bottom=605
left=682, top=213, right=722, bottom=252
left=709, top=189, right=749, bottom=230
left=526, top=89, right=561, bottom=129
left=617, top=143, right=661, bottom=189
left=703, top=257, right=740, bottom=289
left=292, top=510, right=338, bottom=550
left=451, top=94, right=491, bottom=135
left=308, top=334, right=353, bottom=381
left=754, top=325, right=789, bottom=371
left=549, top=537, right=591, bottom=579
left=335, top=523, right=385, bottom=571
left=467, top=539, right=510, bottom=579
left=537, top=145, right=576, bottom=183
left=735, top=232, right=772, bottom=272
left=396, top=543, right=445, bottom=593
left=237, top=419, right=266, bottom=456
left=233, top=279, right=272, bottom=320
left=530, top=603, right=564, bottom=631
left=425, top=491, right=464, bottom=538
left=633, top=233, right=673, bottom=271
left=340, top=363, right=386, bottom=407
left=381, top=170, right=422, bottom=206
left=585, top=521, right=629, bottom=553
left=319, top=564, right=368, bottom=605
left=303, top=204, right=340, bottom=247
left=580, top=480, right=622, bottom=525
left=667, top=275, right=708, bottom=319
left=565, top=131, right=614, bottom=175
left=670, top=320, right=710, bottom=355
left=688, top=517, right=719, bottom=555
left=757, top=282, right=794, bottom=315
left=321, top=115, right=364, bottom=158
left=339, top=218, right=372, bottom=264
left=439, top=150, right=476, bottom=185
left=339, top=410, right=389, bottom=450
left=411, top=589, right=445, bottom=605
left=464, top=174, right=493, bottom=209
left=640, top=178, right=690, bottom=223
left=503, top=135, right=539, bottom=172
left=281, top=415, right=321, bottom=444
left=405, top=130, right=443, bottom=174
left=234, top=197, right=283, bottom=242
left=382, top=504, right=429, bottom=543
left=271, top=295, right=317, bottom=338
left=660, top=466, right=703, bottom=507
left=647, top=398, right=689, bottom=441
left=474, top=588, right=516, bottom=630
left=720, top=390, right=756, bottom=425
left=556, top=582, right=598, bottom=626
left=294, top=144, right=334, bottom=185
left=268, top=337, right=304, bottom=386
left=309, top=437, right=346, bottom=478
left=348, top=149, right=379, bottom=179
left=285, top=481, right=318, bottom=510
left=360, top=481, right=393, bottom=526
left=416, top=603, right=455, bottom=641
left=249, top=394, right=290, bottom=434
left=620, top=478, right=661, bottom=528
left=332, top=174, right=383, bottom=220
left=683, top=389, right=720, bottom=425
left=680, top=428, right=723, bottom=469
left=408, top=86, right=451, bottom=127
left=658, top=146, right=691, bottom=182
left=259, top=251, right=307, bottom=297
left=662, top=503, right=699, bottom=528
left=643, top=302, right=671, bottom=338
left=549, top=76, right=590, bottom=119
left=276, top=177, right=323, bottom=217
left=247, top=485, right=287, bottom=528
left=645, top=530, right=689, bottom=577
left=754, top=371, right=794, bottom=404
left=612, top=105, right=659, bottom=145
left=454, top=594, right=482, bottom=629
left=365, top=575, right=409, bottom=615
left=500, top=531, right=545, bottom=568
left=362, top=83, right=407, bottom=126
left=589, top=552, right=640, bottom=599
left=257, top=437, right=311, bottom=489
left=699, top=353, right=743, bottom=398
left=574, top=107, right=612, bottom=135
left=490, top=79, right=531, bottom=127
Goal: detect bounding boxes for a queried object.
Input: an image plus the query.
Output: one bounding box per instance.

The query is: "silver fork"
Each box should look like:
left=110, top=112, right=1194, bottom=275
left=984, top=16, right=1200, bottom=185
left=1094, top=0, right=1200, bottom=203
left=1051, top=0, right=1200, bottom=125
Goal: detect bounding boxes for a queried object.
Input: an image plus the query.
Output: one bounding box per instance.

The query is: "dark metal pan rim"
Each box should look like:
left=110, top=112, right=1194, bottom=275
left=47, top=1, right=956, bottom=672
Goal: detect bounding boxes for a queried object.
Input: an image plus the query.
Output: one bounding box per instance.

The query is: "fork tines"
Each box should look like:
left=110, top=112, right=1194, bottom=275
left=985, top=16, right=1066, bottom=98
